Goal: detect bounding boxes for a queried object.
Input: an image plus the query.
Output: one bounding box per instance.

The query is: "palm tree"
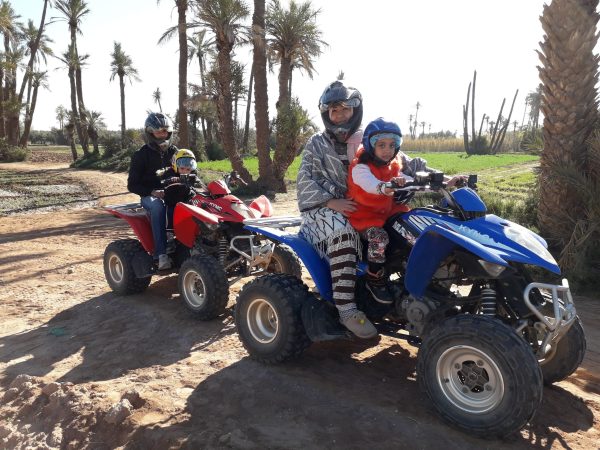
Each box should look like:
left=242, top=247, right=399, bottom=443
left=56, top=46, right=81, bottom=159
left=251, top=0, right=272, bottom=187
left=266, top=0, right=325, bottom=107
left=187, top=29, right=213, bottom=145
left=56, top=105, right=67, bottom=130
left=526, top=85, right=542, bottom=130
left=157, top=0, right=191, bottom=147
left=18, top=19, right=54, bottom=147
left=266, top=0, right=325, bottom=190
left=19, top=71, right=49, bottom=147
left=195, top=0, right=251, bottom=181
left=153, top=87, right=163, bottom=112
left=85, top=110, right=106, bottom=154
left=16, top=0, right=51, bottom=125
left=54, top=0, right=91, bottom=155
left=0, top=1, right=21, bottom=142
left=110, top=41, right=141, bottom=149
left=537, top=0, right=599, bottom=253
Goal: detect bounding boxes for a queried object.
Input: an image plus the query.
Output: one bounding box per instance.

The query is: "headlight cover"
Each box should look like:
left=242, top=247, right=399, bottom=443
left=504, top=224, right=556, bottom=265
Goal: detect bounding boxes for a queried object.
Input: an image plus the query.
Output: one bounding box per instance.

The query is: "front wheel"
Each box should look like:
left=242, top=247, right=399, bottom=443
left=417, top=315, right=543, bottom=438
left=235, top=274, right=312, bottom=363
left=103, top=239, right=152, bottom=295
left=178, top=254, right=229, bottom=320
left=540, top=318, right=586, bottom=385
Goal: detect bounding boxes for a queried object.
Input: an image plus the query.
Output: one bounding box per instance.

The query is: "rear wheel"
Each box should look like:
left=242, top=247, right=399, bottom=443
left=103, top=239, right=151, bottom=295
left=417, top=315, right=543, bottom=438
left=235, top=274, right=312, bottom=363
left=178, top=254, right=229, bottom=320
left=265, top=244, right=302, bottom=279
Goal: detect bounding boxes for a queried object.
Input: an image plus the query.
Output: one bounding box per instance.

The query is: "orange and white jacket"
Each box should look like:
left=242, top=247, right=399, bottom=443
left=347, top=146, right=410, bottom=232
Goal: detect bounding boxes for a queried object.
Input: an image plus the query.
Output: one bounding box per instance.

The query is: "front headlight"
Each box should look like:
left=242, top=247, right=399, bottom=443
left=478, top=260, right=507, bottom=277
left=504, top=225, right=557, bottom=265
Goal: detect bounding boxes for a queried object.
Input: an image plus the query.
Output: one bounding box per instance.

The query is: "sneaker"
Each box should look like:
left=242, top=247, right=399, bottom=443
left=157, top=254, right=172, bottom=271
left=366, top=281, right=393, bottom=304
left=340, top=310, right=377, bottom=339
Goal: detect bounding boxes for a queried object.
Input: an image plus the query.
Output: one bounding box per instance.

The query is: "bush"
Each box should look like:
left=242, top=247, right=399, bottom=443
left=0, top=139, right=27, bottom=162
left=206, top=142, right=226, bottom=161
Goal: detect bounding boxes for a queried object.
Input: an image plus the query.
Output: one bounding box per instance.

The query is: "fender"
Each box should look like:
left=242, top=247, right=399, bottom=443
left=105, top=206, right=154, bottom=254
left=174, top=202, right=220, bottom=248
left=245, top=225, right=334, bottom=301
left=405, top=223, right=509, bottom=297
left=249, top=195, right=273, bottom=218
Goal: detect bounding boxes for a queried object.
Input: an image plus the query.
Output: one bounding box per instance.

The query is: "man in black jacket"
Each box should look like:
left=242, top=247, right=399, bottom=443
left=127, top=112, right=178, bottom=270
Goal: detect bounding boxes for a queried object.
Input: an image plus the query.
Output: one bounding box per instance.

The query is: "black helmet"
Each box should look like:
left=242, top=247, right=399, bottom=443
left=144, top=112, right=172, bottom=151
left=318, top=80, right=363, bottom=143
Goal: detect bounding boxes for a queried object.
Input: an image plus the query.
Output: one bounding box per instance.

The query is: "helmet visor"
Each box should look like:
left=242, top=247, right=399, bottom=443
left=319, top=96, right=361, bottom=113
left=176, top=157, right=197, bottom=171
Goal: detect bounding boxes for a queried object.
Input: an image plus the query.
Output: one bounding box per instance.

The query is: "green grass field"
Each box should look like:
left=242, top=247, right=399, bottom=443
left=198, top=152, right=538, bottom=180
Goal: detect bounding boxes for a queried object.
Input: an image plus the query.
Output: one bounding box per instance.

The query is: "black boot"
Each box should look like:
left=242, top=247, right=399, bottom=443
left=365, top=268, right=393, bottom=304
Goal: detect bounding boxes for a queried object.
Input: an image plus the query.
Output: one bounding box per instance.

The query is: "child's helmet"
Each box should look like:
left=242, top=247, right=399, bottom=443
left=145, top=112, right=172, bottom=151
left=362, top=117, right=403, bottom=165
left=318, top=80, right=363, bottom=143
left=172, top=148, right=197, bottom=172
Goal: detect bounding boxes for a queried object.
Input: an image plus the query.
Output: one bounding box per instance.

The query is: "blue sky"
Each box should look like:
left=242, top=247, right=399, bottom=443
left=16, top=0, right=549, bottom=134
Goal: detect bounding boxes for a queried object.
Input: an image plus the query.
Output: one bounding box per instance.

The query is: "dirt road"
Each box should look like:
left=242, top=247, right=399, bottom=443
left=0, top=161, right=598, bottom=449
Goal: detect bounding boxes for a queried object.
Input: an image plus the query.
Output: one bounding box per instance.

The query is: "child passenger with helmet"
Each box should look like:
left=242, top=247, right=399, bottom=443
left=346, top=118, right=410, bottom=304
left=297, top=80, right=378, bottom=339
left=127, top=112, right=178, bottom=271
left=158, top=149, right=199, bottom=229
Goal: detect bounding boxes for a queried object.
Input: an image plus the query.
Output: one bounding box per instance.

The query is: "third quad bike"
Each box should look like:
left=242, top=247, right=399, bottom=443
left=233, top=172, right=586, bottom=438
left=103, top=171, right=301, bottom=320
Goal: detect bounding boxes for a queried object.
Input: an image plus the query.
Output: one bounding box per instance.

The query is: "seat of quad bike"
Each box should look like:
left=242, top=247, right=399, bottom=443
left=244, top=216, right=367, bottom=301
left=104, top=202, right=150, bottom=221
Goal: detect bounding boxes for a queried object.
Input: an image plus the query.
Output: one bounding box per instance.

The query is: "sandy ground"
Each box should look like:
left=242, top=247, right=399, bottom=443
left=0, top=160, right=599, bottom=450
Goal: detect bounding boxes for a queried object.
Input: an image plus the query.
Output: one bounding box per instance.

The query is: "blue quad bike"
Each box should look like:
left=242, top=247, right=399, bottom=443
left=234, top=172, right=586, bottom=438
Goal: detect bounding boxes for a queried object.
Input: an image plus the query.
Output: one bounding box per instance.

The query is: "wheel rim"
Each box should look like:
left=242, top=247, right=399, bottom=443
left=246, top=298, right=279, bottom=344
left=436, top=345, right=505, bottom=414
left=107, top=253, right=124, bottom=284
left=181, top=269, right=207, bottom=309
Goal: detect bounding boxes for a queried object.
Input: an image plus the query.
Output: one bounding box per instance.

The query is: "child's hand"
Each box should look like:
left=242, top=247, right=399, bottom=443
left=383, top=177, right=406, bottom=195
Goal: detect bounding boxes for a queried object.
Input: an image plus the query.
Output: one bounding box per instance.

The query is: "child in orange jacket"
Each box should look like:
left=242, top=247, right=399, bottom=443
left=347, top=117, right=409, bottom=303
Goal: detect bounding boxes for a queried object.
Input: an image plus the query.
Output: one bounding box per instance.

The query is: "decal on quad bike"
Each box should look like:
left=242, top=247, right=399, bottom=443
left=392, top=221, right=417, bottom=246
left=407, top=215, right=516, bottom=254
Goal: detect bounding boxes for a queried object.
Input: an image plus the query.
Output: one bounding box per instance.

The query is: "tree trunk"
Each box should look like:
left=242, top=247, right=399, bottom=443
left=243, top=64, right=254, bottom=154
left=537, top=0, right=600, bottom=250
left=177, top=0, right=190, bottom=148
left=120, top=74, right=126, bottom=149
left=252, top=0, right=273, bottom=187
left=277, top=56, right=291, bottom=107
left=20, top=84, right=40, bottom=148
left=18, top=0, right=49, bottom=107
left=215, top=43, right=251, bottom=181
left=75, top=64, right=90, bottom=156
left=18, top=78, right=34, bottom=147
left=68, top=66, right=82, bottom=159
left=0, top=65, right=5, bottom=138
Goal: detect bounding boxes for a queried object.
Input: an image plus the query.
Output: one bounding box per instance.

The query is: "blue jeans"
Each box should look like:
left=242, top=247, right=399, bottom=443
left=141, top=195, right=167, bottom=258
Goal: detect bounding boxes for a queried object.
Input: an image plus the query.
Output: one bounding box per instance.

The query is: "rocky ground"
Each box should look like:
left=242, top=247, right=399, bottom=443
left=0, top=160, right=598, bottom=449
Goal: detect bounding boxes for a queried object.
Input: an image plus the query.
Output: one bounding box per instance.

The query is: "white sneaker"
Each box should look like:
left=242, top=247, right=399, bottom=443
left=157, top=254, right=172, bottom=271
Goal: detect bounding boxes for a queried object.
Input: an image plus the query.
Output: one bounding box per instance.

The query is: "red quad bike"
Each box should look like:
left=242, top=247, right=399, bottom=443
left=103, top=171, right=301, bottom=320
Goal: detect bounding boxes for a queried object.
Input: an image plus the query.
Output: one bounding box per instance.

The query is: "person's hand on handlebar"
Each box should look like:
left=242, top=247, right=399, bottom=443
left=384, top=176, right=407, bottom=195
left=446, top=175, right=468, bottom=188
